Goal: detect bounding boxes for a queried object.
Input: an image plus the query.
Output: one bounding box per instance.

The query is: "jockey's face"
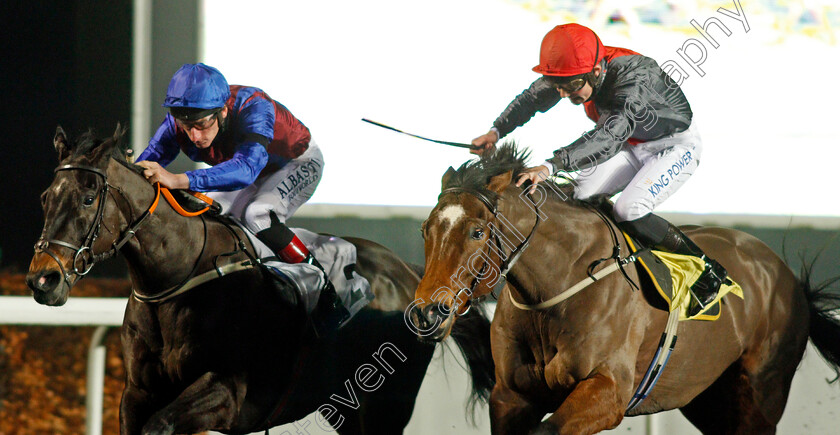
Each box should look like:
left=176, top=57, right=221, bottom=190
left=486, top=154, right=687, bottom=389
left=177, top=106, right=228, bottom=149
left=553, top=64, right=602, bottom=105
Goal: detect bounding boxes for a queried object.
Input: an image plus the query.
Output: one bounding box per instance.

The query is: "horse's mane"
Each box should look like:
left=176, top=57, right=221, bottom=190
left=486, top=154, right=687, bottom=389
left=443, top=142, right=530, bottom=203
left=443, top=142, right=578, bottom=205
left=68, top=126, right=145, bottom=176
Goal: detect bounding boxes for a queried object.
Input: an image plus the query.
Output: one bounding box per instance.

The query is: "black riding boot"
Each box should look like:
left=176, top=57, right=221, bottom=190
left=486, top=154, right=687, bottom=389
left=256, top=213, right=350, bottom=337
left=619, top=214, right=728, bottom=316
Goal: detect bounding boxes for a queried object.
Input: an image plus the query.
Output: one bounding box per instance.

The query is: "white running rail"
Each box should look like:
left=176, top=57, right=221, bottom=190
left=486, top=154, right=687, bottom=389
left=0, top=296, right=127, bottom=435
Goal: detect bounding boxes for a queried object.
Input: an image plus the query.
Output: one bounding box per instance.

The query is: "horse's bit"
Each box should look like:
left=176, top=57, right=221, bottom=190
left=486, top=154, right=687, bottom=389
left=34, top=164, right=160, bottom=288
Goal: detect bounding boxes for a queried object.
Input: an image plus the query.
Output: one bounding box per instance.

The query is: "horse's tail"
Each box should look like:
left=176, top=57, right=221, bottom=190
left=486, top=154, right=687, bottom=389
left=800, top=263, right=840, bottom=382
left=448, top=303, right=496, bottom=421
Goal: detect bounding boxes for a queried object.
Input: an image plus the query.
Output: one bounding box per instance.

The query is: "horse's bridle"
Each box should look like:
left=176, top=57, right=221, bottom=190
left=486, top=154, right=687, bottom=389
left=34, top=163, right=161, bottom=288
left=437, top=185, right=542, bottom=316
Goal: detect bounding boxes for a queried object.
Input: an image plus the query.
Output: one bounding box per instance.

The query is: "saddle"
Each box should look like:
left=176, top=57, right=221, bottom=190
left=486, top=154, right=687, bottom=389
left=587, top=197, right=743, bottom=321
left=622, top=233, right=743, bottom=321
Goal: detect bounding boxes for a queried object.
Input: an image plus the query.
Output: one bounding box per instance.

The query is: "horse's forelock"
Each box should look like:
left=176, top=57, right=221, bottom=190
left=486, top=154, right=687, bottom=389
left=70, top=130, right=101, bottom=158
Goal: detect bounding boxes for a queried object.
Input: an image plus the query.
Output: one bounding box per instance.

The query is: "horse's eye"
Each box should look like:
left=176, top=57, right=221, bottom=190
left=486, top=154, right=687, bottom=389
left=471, top=228, right=484, bottom=240
left=83, top=195, right=95, bottom=206
left=420, top=220, right=428, bottom=239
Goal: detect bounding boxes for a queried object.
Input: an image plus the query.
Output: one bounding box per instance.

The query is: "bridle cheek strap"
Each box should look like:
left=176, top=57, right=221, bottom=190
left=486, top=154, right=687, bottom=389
left=438, top=187, right=542, bottom=315
left=35, top=164, right=162, bottom=285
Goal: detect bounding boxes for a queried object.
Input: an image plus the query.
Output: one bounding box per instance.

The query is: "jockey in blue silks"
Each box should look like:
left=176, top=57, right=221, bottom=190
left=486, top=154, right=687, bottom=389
left=137, top=63, right=349, bottom=333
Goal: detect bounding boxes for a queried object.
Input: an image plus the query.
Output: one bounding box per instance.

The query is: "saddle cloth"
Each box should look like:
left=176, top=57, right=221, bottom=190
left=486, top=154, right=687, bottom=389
left=623, top=233, right=744, bottom=321
left=238, top=223, right=374, bottom=325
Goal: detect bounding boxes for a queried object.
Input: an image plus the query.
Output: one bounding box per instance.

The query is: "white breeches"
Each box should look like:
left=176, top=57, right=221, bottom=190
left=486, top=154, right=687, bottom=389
left=573, top=123, right=702, bottom=222
left=207, top=141, right=323, bottom=234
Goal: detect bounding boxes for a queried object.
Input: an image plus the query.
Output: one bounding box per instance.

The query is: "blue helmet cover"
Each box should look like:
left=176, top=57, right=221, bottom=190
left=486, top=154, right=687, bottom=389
left=163, top=63, right=231, bottom=109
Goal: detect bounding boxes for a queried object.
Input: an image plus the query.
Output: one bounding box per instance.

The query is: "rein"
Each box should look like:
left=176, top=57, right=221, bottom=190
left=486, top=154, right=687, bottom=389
left=442, top=175, right=677, bottom=414
left=442, top=177, right=639, bottom=312
left=35, top=161, right=257, bottom=303
left=35, top=164, right=162, bottom=288
left=437, top=185, right=541, bottom=315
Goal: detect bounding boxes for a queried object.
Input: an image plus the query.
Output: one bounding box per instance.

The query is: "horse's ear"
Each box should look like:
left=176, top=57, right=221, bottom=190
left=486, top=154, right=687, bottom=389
left=54, top=126, right=70, bottom=161
left=441, top=166, right=456, bottom=190
left=112, top=122, right=126, bottom=143
left=111, top=122, right=132, bottom=162
left=487, top=170, right=513, bottom=194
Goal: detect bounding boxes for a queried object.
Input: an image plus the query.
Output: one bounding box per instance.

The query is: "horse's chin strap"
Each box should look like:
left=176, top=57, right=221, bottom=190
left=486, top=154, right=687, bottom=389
left=34, top=163, right=162, bottom=287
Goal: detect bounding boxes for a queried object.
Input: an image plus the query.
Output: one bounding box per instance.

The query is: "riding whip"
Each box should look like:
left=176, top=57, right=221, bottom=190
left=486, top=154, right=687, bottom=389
left=361, top=118, right=478, bottom=149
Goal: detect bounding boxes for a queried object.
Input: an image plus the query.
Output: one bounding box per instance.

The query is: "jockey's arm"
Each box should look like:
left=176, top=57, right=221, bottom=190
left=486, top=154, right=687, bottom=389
left=184, top=96, right=276, bottom=192
left=135, top=117, right=191, bottom=189
left=185, top=140, right=269, bottom=192
left=547, top=75, right=667, bottom=173
left=492, top=77, right=563, bottom=140
left=547, top=111, right=628, bottom=173
left=136, top=117, right=182, bottom=166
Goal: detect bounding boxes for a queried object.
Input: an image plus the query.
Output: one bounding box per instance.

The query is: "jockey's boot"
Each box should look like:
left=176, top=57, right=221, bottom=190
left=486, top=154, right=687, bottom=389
left=619, top=214, right=729, bottom=316
left=256, top=214, right=351, bottom=338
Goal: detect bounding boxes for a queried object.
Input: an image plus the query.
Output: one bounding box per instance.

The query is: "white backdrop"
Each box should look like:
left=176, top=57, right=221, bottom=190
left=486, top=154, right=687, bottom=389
left=200, top=0, right=840, bottom=216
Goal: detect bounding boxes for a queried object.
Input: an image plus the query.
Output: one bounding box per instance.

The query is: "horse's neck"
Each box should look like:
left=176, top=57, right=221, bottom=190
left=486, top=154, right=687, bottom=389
left=497, top=188, right=616, bottom=300
left=108, top=162, right=234, bottom=292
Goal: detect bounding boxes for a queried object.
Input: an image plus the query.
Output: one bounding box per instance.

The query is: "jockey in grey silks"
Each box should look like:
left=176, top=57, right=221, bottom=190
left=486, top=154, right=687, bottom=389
left=471, top=24, right=728, bottom=315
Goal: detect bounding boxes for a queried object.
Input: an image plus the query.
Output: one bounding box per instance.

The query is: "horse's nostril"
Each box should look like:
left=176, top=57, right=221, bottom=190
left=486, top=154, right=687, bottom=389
left=410, top=306, right=430, bottom=329
left=433, top=303, right=452, bottom=318
left=27, top=271, right=61, bottom=292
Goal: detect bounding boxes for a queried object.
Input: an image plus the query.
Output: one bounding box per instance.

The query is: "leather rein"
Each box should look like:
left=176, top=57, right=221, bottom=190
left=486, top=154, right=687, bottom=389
left=34, top=164, right=162, bottom=288
left=437, top=185, right=541, bottom=316
left=439, top=178, right=638, bottom=313
left=34, top=162, right=255, bottom=303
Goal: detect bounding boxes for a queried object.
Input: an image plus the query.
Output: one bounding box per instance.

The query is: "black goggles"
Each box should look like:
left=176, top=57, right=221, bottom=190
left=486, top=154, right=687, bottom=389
left=169, top=107, right=221, bottom=122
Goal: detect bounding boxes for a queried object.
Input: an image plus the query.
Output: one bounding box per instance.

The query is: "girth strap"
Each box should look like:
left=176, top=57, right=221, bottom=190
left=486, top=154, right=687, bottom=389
left=132, top=260, right=256, bottom=303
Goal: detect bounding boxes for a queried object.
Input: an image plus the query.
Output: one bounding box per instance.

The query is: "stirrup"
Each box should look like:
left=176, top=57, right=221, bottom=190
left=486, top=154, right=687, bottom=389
left=687, top=259, right=727, bottom=316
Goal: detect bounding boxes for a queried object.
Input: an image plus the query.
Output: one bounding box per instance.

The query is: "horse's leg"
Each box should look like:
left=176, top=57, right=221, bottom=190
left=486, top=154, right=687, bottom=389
left=679, top=360, right=777, bottom=434
left=120, top=384, right=159, bottom=435
left=490, top=385, right=544, bottom=435
left=680, top=334, right=804, bottom=434
left=533, top=373, right=624, bottom=435
left=679, top=281, right=808, bottom=434
left=141, top=372, right=246, bottom=435
left=121, top=321, right=169, bottom=435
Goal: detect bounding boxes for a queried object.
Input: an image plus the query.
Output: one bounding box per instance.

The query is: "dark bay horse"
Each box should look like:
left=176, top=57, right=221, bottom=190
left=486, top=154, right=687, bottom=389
left=26, top=126, right=494, bottom=435
left=411, top=143, right=840, bottom=434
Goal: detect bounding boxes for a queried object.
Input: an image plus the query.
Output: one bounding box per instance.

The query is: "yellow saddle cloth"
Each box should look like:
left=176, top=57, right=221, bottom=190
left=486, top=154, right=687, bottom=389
left=624, top=234, right=744, bottom=321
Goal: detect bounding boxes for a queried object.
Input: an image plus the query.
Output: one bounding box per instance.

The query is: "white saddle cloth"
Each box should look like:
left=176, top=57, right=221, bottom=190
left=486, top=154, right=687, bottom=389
left=239, top=225, right=374, bottom=326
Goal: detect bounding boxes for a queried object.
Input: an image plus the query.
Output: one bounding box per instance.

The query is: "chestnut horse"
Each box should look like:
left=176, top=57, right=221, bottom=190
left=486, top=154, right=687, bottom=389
left=410, top=144, right=840, bottom=434
left=26, top=126, right=494, bottom=435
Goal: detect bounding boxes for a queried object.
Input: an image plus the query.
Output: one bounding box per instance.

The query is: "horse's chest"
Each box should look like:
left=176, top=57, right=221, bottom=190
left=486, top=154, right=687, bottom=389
left=504, top=348, right=577, bottom=396
left=160, top=344, right=198, bottom=377
left=543, top=356, right=577, bottom=391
